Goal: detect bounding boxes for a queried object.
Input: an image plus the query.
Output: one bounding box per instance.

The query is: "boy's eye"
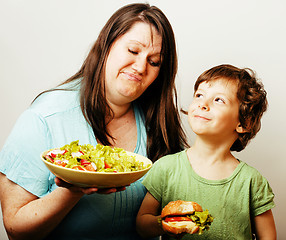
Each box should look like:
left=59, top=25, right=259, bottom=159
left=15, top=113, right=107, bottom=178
left=195, top=93, right=203, bottom=98
left=215, top=97, right=225, bottom=103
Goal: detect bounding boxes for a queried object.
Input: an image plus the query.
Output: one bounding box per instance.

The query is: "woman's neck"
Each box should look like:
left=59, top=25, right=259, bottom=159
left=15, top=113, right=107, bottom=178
left=107, top=102, right=133, bottom=120
left=105, top=102, right=137, bottom=151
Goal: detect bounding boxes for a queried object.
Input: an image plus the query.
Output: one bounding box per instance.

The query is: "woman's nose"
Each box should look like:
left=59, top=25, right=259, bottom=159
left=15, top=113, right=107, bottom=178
left=132, top=56, right=147, bottom=74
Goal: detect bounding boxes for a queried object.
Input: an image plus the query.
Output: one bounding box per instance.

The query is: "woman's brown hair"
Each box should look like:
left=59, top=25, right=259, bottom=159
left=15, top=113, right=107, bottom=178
left=34, top=3, right=188, bottom=161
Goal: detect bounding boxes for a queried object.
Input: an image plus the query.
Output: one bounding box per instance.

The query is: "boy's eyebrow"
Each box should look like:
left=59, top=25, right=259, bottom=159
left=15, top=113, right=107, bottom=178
left=195, top=87, right=236, bottom=102
left=217, top=93, right=237, bottom=103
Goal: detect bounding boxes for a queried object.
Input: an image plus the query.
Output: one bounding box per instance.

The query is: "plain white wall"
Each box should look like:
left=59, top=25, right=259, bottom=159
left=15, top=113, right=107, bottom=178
left=1, top=0, right=285, bottom=239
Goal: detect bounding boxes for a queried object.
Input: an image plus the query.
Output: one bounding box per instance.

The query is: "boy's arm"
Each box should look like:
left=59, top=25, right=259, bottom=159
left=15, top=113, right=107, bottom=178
left=136, top=191, right=165, bottom=238
left=254, top=209, right=277, bottom=240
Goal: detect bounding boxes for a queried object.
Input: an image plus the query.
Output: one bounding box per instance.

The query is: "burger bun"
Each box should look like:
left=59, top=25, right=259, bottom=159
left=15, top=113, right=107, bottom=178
left=161, top=200, right=203, bottom=235
left=162, top=220, right=199, bottom=234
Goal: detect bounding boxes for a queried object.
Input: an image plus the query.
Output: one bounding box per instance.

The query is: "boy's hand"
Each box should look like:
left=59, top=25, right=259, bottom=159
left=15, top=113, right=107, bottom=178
left=165, top=232, right=186, bottom=240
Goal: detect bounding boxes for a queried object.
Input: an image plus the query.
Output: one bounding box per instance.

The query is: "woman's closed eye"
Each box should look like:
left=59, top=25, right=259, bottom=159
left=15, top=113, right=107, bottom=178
left=148, top=59, right=160, bottom=67
left=128, top=48, right=138, bottom=54
left=129, top=48, right=160, bottom=67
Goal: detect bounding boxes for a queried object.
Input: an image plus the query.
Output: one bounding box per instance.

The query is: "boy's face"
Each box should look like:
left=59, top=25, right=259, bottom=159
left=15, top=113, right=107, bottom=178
left=188, top=78, right=244, bottom=141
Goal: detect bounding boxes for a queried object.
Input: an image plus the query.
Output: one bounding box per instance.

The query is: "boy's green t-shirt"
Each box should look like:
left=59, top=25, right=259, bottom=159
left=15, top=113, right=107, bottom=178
left=142, top=150, right=275, bottom=240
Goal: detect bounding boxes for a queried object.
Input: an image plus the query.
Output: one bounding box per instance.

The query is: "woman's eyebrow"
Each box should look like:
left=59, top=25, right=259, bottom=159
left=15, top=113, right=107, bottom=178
left=129, top=40, right=161, bottom=54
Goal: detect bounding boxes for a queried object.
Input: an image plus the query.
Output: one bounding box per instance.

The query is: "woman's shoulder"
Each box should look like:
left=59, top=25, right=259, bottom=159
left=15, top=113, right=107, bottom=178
left=30, top=86, right=81, bottom=118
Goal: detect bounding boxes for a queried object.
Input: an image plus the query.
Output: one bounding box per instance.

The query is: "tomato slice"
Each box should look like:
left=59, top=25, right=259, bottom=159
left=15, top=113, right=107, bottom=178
left=164, top=216, right=192, bottom=222
left=85, top=164, right=96, bottom=172
left=72, top=166, right=85, bottom=171
left=54, top=160, right=67, bottom=167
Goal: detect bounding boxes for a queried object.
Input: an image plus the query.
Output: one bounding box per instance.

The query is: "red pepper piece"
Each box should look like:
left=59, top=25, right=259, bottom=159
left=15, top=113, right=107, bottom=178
left=80, top=159, right=90, bottom=166
left=45, top=155, right=54, bottom=162
left=104, top=161, right=111, bottom=169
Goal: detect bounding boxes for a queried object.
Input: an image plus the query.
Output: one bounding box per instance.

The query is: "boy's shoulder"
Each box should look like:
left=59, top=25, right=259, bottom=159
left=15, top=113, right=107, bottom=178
left=154, top=150, right=186, bottom=167
left=239, top=161, right=263, bottom=175
left=238, top=161, right=269, bottom=183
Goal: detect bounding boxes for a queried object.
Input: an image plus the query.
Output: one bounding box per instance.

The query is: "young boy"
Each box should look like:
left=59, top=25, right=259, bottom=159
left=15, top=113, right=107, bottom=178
left=136, top=64, right=276, bottom=239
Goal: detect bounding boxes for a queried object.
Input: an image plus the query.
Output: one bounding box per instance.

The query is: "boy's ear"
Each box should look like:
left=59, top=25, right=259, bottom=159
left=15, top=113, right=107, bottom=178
left=236, top=123, right=248, bottom=133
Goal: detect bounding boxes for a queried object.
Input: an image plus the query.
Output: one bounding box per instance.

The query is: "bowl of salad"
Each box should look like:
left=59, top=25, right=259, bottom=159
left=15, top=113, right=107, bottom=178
left=41, top=140, right=152, bottom=188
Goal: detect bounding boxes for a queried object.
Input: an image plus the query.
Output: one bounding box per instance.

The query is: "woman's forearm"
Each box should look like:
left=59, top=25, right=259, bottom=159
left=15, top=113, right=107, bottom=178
left=4, top=186, right=84, bottom=240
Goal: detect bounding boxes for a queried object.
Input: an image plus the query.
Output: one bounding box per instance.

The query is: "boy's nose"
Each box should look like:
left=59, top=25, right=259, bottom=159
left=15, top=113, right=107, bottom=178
left=198, top=102, right=209, bottom=111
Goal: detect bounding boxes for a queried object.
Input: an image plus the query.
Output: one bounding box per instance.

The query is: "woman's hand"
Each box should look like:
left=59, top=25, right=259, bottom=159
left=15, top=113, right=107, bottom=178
left=54, top=177, right=127, bottom=195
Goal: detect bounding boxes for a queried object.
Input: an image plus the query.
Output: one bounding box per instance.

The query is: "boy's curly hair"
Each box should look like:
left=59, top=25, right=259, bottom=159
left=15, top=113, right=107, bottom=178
left=194, top=64, right=268, bottom=152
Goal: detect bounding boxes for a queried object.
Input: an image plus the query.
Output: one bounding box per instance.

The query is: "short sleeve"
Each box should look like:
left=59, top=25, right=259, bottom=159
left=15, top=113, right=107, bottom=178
left=142, top=157, right=168, bottom=203
left=251, top=172, right=275, bottom=217
left=0, top=109, right=53, bottom=197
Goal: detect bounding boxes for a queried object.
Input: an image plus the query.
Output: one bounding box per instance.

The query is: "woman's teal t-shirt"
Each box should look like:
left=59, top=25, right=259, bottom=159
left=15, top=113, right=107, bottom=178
left=0, top=86, right=155, bottom=240
left=143, top=150, right=275, bottom=240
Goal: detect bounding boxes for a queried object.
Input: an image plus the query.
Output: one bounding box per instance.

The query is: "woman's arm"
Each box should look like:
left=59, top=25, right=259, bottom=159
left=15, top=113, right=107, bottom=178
left=0, top=173, right=85, bottom=240
left=136, top=191, right=165, bottom=238
left=254, top=209, right=277, bottom=240
left=0, top=174, right=122, bottom=240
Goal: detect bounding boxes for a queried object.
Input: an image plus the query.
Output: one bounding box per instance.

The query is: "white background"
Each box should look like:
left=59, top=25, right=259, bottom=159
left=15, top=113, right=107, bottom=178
left=0, top=0, right=285, bottom=239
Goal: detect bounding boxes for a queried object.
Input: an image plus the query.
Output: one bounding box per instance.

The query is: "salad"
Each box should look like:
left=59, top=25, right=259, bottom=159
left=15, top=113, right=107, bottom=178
left=43, top=140, right=150, bottom=173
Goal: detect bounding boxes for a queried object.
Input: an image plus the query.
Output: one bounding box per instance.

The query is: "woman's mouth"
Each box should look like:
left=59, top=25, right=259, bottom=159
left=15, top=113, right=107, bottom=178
left=123, top=72, right=142, bottom=82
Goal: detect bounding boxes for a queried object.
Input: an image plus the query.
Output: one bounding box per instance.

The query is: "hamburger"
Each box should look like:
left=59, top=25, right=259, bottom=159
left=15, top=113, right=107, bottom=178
left=161, top=200, right=213, bottom=235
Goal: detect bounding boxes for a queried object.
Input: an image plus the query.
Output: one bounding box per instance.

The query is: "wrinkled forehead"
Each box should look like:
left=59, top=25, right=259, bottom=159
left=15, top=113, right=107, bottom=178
left=127, top=21, right=162, bottom=47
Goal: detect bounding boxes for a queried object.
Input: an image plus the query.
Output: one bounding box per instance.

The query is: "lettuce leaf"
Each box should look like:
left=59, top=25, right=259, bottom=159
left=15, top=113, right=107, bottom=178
left=188, top=210, right=214, bottom=234
left=46, top=140, right=150, bottom=172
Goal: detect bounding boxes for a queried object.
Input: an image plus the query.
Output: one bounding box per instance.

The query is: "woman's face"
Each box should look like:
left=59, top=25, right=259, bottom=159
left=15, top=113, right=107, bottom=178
left=105, top=22, right=162, bottom=106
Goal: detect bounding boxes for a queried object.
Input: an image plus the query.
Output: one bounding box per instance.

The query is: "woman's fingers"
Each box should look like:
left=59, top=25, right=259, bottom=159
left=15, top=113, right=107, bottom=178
left=55, top=177, right=129, bottom=195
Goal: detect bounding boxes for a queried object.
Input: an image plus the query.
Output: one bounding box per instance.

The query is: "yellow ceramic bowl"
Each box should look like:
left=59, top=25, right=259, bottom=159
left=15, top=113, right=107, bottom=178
left=41, top=151, right=152, bottom=188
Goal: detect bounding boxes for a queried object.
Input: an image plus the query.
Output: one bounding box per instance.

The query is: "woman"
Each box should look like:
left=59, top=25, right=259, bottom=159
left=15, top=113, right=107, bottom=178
left=0, top=3, right=188, bottom=240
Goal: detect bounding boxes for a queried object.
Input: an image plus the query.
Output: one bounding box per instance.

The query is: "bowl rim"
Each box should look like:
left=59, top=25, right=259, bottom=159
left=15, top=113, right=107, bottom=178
left=41, top=149, right=152, bottom=175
